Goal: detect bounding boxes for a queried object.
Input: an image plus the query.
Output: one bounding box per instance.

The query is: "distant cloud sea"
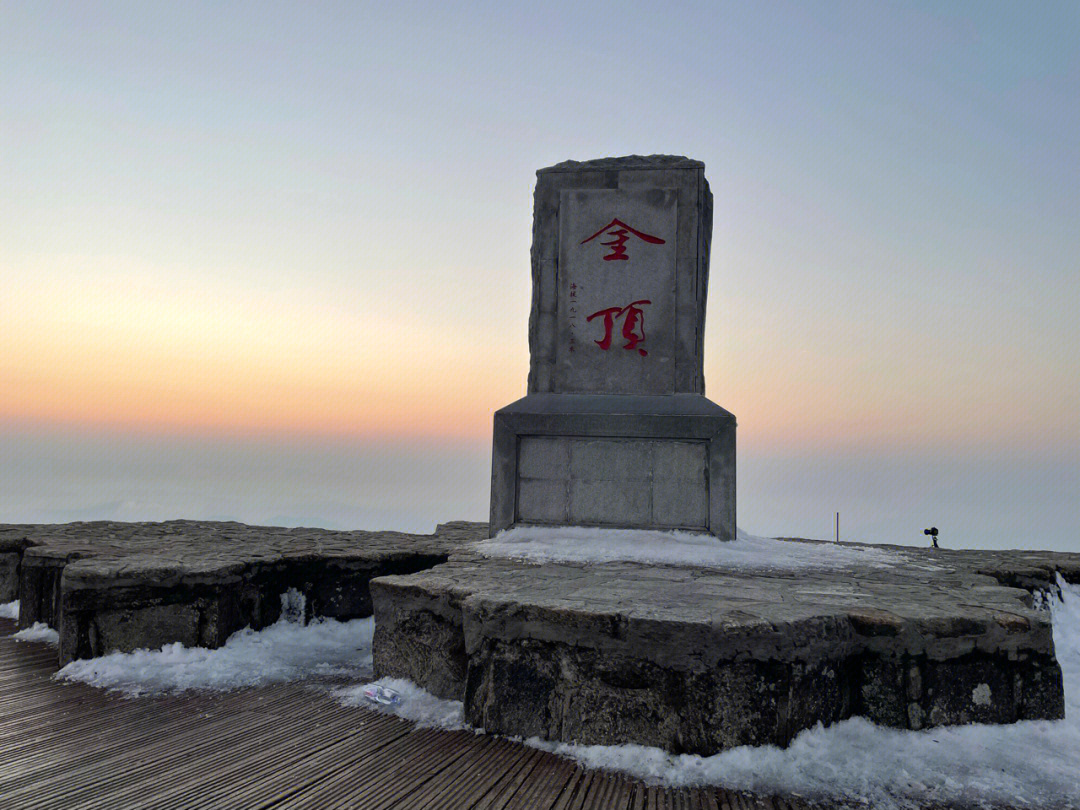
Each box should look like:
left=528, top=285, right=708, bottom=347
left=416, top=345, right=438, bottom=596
left=1, top=427, right=1076, bottom=553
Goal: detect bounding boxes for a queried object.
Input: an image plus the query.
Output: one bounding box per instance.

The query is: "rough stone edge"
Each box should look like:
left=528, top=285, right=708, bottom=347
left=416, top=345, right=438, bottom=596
left=371, top=575, right=470, bottom=701
left=538, top=155, right=705, bottom=173
left=0, top=520, right=485, bottom=665
left=0, top=551, right=20, bottom=603
left=461, top=634, right=1064, bottom=754
left=371, top=548, right=1076, bottom=754
left=56, top=550, right=453, bottom=666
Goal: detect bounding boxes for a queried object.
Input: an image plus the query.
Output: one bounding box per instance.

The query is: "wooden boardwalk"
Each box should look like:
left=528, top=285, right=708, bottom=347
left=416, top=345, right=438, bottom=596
left=0, top=618, right=838, bottom=809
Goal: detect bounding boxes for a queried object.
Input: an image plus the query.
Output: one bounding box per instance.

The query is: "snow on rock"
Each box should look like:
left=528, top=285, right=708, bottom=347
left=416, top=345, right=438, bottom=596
left=57, top=590, right=374, bottom=696
left=326, top=578, right=1080, bottom=810
left=526, top=576, right=1080, bottom=809
left=475, top=525, right=900, bottom=571
left=335, top=677, right=470, bottom=731
left=0, top=600, right=18, bottom=620
left=12, top=622, right=59, bottom=645
left=39, top=576, right=1080, bottom=809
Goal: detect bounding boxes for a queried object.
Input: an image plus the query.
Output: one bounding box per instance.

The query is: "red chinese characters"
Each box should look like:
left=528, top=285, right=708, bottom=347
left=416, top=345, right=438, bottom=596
left=587, top=300, right=651, bottom=356
left=579, top=218, right=665, bottom=261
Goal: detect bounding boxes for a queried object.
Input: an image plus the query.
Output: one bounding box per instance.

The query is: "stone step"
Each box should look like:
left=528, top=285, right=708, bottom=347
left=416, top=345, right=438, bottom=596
left=0, top=520, right=487, bottom=665
left=372, top=541, right=1080, bottom=755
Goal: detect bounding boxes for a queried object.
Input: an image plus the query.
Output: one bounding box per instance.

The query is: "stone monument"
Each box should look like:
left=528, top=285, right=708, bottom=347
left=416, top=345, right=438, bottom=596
left=490, top=155, right=736, bottom=538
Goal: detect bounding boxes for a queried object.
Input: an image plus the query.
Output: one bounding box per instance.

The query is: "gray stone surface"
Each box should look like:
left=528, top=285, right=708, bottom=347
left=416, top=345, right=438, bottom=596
left=0, top=552, right=21, bottom=603
left=491, top=155, right=735, bottom=537
left=490, top=393, right=735, bottom=537
left=0, top=520, right=486, bottom=665
left=528, top=155, right=712, bottom=396
left=0, top=532, right=32, bottom=603
left=517, top=437, right=709, bottom=528
left=372, top=539, right=1080, bottom=755
left=556, top=188, right=679, bottom=395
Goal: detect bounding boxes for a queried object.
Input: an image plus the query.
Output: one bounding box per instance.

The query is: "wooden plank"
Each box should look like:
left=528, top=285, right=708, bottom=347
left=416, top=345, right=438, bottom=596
left=0, top=692, right=112, bottom=726
left=499, top=750, right=578, bottom=810
left=0, top=643, right=59, bottom=661
left=550, top=767, right=592, bottom=810
left=79, top=700, right=397, bottom=810
left=0, top=664, right=78, bottom=689
left=262, top=724, right=457, bottom=809
left=0, top=704, right=237, bottom=789
left=0, top=652, right=60, bottom=673
left=570, top=771, right=605, bottom=810
left=574, top=771, right=636, bottom=809
left=378, top=735, right=520, bottom=810
left=0, top=686, right=302, bottom=748
left=0, top=666, right=57, bottom=681
left=385, top=735, right=544, bottom=810
left=471, top=743, right=546, bottom=809
left=5, top=711, right=285, bottom=809
left=642, top=784, right=667, bottom=810
left=0, top=686, right=280, bottom=749
left=348, top=730, right=486, bottom=810
left=0, top=628, right=1025, bottom=810
left=0, top=684, right=125, bottom=717
left=261, top=725, right=471, bottom=810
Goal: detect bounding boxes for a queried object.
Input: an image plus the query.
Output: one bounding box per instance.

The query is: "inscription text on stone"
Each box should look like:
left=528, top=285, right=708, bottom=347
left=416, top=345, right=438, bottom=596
left=556, top=189, right=678, bottom=394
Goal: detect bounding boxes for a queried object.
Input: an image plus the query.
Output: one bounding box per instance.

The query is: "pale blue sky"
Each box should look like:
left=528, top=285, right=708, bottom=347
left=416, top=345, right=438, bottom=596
left=2, top=2, right=1077, bottom=548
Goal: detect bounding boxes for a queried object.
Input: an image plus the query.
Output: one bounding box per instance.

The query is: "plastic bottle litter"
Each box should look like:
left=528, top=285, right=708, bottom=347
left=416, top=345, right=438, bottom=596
left=361, top=684, right=402, bottom=707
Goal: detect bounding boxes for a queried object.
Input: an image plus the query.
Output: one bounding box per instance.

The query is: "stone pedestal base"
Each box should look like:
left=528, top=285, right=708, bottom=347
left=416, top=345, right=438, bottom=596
left=372, top=544, right=1078, bottom=755
left=489, top=393, right=736, bottom=539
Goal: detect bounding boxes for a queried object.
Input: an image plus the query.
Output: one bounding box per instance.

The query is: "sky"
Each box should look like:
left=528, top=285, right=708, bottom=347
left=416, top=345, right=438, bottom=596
left=2, top=1, right=1077, bottom=550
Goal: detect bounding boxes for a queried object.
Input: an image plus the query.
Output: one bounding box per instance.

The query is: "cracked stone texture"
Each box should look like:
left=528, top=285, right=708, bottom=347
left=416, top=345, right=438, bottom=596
left=372, top=538, right=1080, bottom=755
left=0, top=520, right=486, bottom=665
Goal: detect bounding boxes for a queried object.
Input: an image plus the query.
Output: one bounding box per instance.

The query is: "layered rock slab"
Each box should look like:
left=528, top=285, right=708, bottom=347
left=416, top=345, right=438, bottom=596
left=372, top=541, right=1078, bottom=755
left=0, top=520, right=486, bottom=665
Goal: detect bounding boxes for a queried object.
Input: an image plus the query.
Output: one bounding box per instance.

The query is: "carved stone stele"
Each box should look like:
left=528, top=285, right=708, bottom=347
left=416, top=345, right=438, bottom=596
left=491, top=156, right=735, bottom=539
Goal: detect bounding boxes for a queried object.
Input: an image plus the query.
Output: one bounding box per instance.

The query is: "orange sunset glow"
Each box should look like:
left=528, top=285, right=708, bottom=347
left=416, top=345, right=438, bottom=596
left=3, top=2, right=1076, bottom=549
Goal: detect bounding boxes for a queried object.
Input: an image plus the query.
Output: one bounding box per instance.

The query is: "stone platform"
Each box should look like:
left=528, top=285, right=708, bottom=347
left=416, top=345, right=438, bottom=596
left=0, top=520, right=486, bottom=665
left=372, top=539, right=1080, bottom=755
left=4, top=519, right=1077, bottom=757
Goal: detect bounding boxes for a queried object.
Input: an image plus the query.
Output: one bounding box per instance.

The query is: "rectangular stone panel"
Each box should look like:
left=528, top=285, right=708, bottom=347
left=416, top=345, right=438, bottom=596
left=491, top=392, right=733, bottom=536
left=653, top=482, right=708, bottom=529
left=654, top=441, right=707, bottom=482
left=569, top=439, right=653, bottom=482
left=517, top=479, right=569, bottom=524
left=518, top=437, right=569, bottom=480
left=569, top=480, right=652, bottom=526
left=556, top=189, right=678, bottom=395
left=513, top=435, right=708, bottom=529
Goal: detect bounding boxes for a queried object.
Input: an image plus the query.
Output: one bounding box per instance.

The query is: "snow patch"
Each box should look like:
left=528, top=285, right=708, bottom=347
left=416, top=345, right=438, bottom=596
left=57, top=590, right=374, bottom=696
left=13, top=622, right=58, bottom=645
left=0, top=600, right=18, bottom=620
left=335, top=677, right=470, bottom=731
left=475, top=525, right=901, bottom=571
